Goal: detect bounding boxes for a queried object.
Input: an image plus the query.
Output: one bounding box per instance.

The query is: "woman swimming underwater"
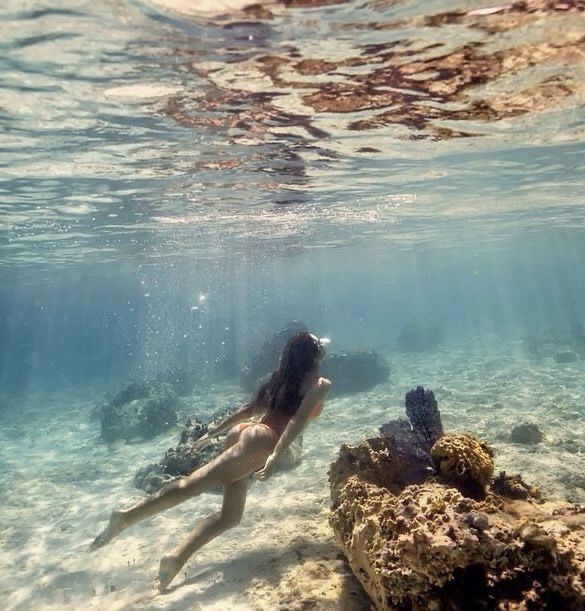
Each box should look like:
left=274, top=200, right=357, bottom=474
left=90, top=331, right=331, bottom=590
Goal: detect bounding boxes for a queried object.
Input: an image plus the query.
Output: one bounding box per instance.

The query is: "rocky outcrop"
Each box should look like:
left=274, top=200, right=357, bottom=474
left=321, top=350, right=390, bottom=396
left=329, top=388, right=585, bottom=610
left=330, top=462, right=584, bottom=610
left=395, top=322, right=443, bottom=353
left=511, top=422, right=544, bottom=445
left=99, top=382, right=179, bottom=442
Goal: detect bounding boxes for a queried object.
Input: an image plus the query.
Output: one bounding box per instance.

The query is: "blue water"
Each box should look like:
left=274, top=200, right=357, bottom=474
left=0, top=0, right=584, bottom=608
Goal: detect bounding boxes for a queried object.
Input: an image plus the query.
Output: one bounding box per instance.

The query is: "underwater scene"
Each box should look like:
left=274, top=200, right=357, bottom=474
left=1, top=0, right=584, bottom=609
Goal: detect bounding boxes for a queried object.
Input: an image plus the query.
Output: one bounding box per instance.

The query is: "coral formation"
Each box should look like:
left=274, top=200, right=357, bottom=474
left=431, top=433, right=494, bottom=498
left=511, top=422, right=544, bottom=445
left=321, top=350, right=390, bottom=396
left=395, top=322, right=443, bottom=353
left=555, top=350, right=579, bottom=363
left=99, top=382, right=179, bottom=442
left=329, top=437, right=429, bottom=506
left=492, top=471, right=541, bottom=501
left=329, top=439, right=585, bottom=611
left=404, top=386, right=444, bottom=452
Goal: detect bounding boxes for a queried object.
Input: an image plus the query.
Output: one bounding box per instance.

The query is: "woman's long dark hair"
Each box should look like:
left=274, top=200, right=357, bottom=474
left=254, top=332, right=324, bottom=416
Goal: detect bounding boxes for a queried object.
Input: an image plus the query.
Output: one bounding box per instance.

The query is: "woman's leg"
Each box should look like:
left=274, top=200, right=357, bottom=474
left=158, top=476, right=248, bottom=590
left=89, top=425, right=274, bottom=550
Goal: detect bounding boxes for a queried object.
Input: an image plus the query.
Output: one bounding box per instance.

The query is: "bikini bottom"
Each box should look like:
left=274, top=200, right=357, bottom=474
left=231, top=421, right=279, bottom=440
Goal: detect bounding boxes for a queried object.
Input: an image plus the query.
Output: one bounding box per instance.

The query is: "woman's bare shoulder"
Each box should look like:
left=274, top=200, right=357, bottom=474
left=317, top=377, right=332, bottom=391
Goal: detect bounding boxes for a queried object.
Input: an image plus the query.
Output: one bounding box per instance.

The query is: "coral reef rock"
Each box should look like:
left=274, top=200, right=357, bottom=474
left=321, top=350, right=390, bottom=396
left=99, top=382, right=179, bottom=442
left=404, top=386, right=444, bottom=452
left=431, top=433, right=494, bottom=498
left=395, top=322, right=443, bottom=353
left=492, top=471, right=541, bottom=501
left=555, top=350, right=579, bottom=363
left=240, top=320, right=309, bottom=391
left=379, top=419, right=434, bottom=484
left=330, top=438, right=430, bottom=505
left=510, top=422, right=544, bottom=445
left=329, top=438, right=585, bottom=611
left=153, top=366, right=201, bottom=396
left=378, top=386, right=444, bottom=481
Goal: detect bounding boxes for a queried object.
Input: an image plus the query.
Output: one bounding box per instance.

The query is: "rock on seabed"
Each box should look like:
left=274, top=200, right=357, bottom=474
left=329, top=438, right=585, bottom=610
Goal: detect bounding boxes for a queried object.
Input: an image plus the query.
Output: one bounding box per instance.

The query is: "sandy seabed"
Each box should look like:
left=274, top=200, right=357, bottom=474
left=1, top=336, right=583, bottom=610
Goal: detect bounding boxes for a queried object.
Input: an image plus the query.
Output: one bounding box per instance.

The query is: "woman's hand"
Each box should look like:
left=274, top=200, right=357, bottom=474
left=255, top=453, right=278, bottom=481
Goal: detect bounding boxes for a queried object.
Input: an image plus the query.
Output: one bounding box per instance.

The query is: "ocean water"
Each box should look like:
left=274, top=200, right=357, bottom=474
left=1, top=0, right=584, bottom=608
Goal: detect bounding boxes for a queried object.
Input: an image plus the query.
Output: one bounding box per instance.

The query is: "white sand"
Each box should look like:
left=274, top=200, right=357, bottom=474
left=1, top=336, right=583, bottom=609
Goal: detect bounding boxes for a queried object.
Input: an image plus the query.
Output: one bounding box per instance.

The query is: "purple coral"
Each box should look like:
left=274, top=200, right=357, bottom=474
left=405, top=386, right=444, bottom=453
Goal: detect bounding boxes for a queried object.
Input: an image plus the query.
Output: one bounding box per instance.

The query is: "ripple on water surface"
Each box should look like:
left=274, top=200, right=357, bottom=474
left=0, top=0, right=584, bottom=266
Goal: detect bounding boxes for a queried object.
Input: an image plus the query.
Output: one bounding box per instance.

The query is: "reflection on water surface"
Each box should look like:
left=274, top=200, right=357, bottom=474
left=0, top=0, right=583, bottom=266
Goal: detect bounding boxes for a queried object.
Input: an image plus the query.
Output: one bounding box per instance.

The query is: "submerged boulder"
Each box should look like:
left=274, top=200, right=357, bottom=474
left=555, top=350, right=579, bottom=363
left=321, top=350, right=389, bottom=396
left=329, top=387, right=584, bottom=610
left=330, top=464, right=584, bottom=610
left=239, top=321, right=389, bottom=396
left=329, top=437, right=584, bottom=611
left=510, top=422, right=544, bottom=445
left=395, top=321, right=443, bottom=353
left=99, top=382, right=179, bottom=442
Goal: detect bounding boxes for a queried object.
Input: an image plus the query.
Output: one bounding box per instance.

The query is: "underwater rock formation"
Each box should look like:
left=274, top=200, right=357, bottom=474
left=492, top=471, right=542, bottom=500
left=329, top=438, right=585, bottom=611
left=555, top=350, right=579, bottom=363
left=99, top=382, right=179, bottom=443
left=135, top=418, right=223, bottom=493
left=395, top=322, right=443, bottom=353
left=153, top=366, right=201, bottom=396
left=329, top=437, right=431, bottom=506
left=510, top=422, right=544, bottom=445
left=329, top=385, right=584, bottom=609
left=240, top=320, right=309, bottom=392
left=431, top=433, right=495, bottom=498
left=321, top=350, right=390, bottom=396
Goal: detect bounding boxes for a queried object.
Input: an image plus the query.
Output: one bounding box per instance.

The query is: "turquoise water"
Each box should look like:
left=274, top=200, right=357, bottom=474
left=0, top=0, right=584, bottom=608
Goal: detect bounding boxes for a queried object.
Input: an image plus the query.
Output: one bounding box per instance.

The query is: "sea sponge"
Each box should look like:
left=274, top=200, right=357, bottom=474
left=431, top=434, right=494, bottom=497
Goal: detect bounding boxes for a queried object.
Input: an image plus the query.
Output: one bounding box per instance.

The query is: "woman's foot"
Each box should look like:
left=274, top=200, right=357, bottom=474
left=158, top=554, right=184, bottom=591
left=89, top=510, right=127, bottom=550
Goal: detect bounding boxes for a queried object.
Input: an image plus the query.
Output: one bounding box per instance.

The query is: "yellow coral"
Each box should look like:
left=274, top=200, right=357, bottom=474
left=431, top=434, right=494, bottom=495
